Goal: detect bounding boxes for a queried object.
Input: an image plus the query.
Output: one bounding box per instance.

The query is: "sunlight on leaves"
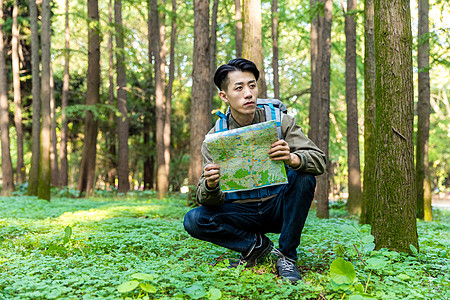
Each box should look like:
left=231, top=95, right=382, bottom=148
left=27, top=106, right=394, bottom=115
left=117, top=280, right=139, bottom=293
left=330, top=257, right=356, bottom=285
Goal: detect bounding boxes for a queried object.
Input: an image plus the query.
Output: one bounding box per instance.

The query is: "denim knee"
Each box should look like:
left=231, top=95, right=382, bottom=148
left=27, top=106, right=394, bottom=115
left=294, top=172, right=316, bottom=190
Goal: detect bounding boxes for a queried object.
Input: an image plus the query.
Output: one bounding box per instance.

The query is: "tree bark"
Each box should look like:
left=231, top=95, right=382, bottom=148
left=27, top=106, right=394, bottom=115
left=115, top=0, right=129, bottom=193
left=209, top=0, right=219, bottom=100
left=372, top=0, right=419, bottom=252
left=189, top=0, right=210, bottom=202
left=344, top=0, right=362, bottom=214
left=151, top=0, right=169, bottom=198
left=38, top=0, right=52, bottom=200
left=59, top=0, right=70, bottom=187
left=0, top=0, right=14, bottom=195
left=271, top=0, right=280, bottom=99
left=165, top=0, right=178, bottom=190
left=316, top=0, right=332, bottom=219
left=234, top=0, right=242, bottom=58
left=308, top=0, right=321, bottom=145
left=78, top=0, right=100, bottom=197
left=12, top=1, right=25, bottom=184
left=50, top=66, right=59, bottom=186
left=416, top=0, right=432, bottom=221
left=242, top=0, right=266, bottom=98
left=27, top=0, right=40, bottom=196
left=360, top=0, right=376, bottom=225
left=106, top=0, right=116, bottom=189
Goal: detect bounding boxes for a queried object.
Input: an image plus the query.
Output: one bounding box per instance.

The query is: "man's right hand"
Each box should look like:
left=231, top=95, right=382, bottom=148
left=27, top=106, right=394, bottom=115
left=204, top=164, right=220, bottom=189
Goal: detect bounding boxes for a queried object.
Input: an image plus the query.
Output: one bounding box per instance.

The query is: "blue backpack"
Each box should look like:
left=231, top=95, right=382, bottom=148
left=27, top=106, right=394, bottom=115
left=214, top=98, right=288, bottom=139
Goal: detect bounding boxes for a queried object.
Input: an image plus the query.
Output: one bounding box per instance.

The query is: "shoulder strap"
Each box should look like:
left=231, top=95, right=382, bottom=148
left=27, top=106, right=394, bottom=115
left=214, top=111, right=228, bottom=133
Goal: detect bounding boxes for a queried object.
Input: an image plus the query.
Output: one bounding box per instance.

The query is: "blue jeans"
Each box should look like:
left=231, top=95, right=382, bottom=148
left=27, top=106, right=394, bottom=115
left=183, top=171, right=316, bottom=261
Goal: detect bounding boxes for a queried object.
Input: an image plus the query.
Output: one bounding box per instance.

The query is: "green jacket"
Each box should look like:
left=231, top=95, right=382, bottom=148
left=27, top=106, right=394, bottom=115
left=196, top=106, right=326, bottom=206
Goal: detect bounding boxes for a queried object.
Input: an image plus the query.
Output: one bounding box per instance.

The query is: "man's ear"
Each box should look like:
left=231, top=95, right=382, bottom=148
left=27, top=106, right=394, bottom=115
left=219, top=91, right=228, bottom=104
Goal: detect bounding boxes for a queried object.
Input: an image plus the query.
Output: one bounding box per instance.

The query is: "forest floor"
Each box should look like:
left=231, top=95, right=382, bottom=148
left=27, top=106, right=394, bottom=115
left=0, top=191, right=448, bottom=299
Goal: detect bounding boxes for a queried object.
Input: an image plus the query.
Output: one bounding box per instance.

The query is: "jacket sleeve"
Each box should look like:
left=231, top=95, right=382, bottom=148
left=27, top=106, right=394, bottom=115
left=195, top=140, right=226, bottom=206
left=281, top=114, right=327, bottom=175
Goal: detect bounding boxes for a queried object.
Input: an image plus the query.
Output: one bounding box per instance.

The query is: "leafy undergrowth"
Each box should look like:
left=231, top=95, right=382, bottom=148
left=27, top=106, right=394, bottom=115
left=0, top=194, right=448, bottom=299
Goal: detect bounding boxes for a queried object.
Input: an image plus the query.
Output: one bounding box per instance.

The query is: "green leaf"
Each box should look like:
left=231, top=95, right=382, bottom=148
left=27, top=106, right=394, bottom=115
left=340, top=224, right=359, bottom=235
left=140, top=283, right=157, bottom=293
left=63, top=226, right=72, bottom=244
left=409, top=244, right=419, bottom=255
left=131, top=273, right=154, bottom=281
left=366, top=257, right=388, bottom=270
left=117, top=280, right=139, bottom=293
left=361, top=234, right=374, bottom=244
left=363, top=243, right=375, bottom=254
left=185, top=284, right=206, bottom=299
left=397, top=274, right=410, bottom=281
left=329, top=257, right=356, bottom=285
left=208, top=287, right=222, bottom=300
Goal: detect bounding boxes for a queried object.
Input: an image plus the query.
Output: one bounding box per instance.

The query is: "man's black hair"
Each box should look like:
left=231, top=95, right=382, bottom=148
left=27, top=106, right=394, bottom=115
left=213, top=58, right=260, bottom=91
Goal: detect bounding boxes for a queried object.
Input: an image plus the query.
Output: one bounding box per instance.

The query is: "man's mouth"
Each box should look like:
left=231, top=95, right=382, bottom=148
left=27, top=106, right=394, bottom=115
left=244, top=101, right=255, bottom=106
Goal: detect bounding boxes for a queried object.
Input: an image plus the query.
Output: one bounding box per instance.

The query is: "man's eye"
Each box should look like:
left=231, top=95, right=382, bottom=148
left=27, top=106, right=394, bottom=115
left=250, top=84, right=256, bottom=88
left=235, top=86, right=242, bottom=90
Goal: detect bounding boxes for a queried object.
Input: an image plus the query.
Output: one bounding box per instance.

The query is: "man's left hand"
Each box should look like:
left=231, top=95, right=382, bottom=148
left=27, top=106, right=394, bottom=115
left=268, top=140, right=301, bottom=168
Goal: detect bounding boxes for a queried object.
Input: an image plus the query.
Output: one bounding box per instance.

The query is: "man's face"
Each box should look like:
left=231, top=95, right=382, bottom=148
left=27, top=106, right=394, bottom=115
left=219, top=70, right=258, bottom=125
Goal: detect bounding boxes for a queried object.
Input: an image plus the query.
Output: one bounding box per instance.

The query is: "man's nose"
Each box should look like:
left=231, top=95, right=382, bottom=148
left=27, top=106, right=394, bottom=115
left=243, top=86, right=253, bottom=98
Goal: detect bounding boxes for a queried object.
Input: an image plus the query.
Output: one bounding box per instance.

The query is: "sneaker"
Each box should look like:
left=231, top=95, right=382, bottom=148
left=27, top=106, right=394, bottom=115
left=229, top=234, right=273, bottom=268
left=276, top=256, right=302, bottom=282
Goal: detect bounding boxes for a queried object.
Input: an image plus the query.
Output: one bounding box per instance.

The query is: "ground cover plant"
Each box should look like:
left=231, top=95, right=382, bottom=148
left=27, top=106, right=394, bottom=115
left=0, top=192, right=448, bottom=299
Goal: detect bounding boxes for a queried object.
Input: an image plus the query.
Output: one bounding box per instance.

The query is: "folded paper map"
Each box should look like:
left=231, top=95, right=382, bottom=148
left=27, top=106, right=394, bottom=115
left=204, top=120, right=288, bottom=193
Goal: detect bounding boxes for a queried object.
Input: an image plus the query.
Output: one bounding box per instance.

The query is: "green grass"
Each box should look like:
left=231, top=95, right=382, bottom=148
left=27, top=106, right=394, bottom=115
left=0, top=193, right=448, bottom=299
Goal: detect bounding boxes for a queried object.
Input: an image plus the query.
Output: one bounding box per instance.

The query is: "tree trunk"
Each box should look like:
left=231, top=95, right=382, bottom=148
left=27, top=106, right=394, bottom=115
left=106, top=0, right=116, bottom=189
left=360, top=0, right=376, bottom=225
left=50, top=66, right=59, bottom=186
left=115, top=0, right=129, bottom=193
left=12, top=1, right=25, bottom=184
left=316, top=0, right=332, bottom=219
left=344, top=0, right=362, bottom=214
left=38, top=0, right=52, bottom=200
left=209, top=0, right=219, bottom=100
left=271, top=0, right=280, bottom=99
left=242, top=0, right=266, bottom=98
left=308, top=0, right=321, bottom=145
left=165, top=0, right=178, bottom=190
left=151, top=0, right=169, bottom=198
left=234, top=0, right=242, bottom=58
left=416, top=0, right=432, bottom=221
left=27, top=0, right=41, bottom=196
left=59, top=0, right=70, bottom=187
left=78, top=0, right=100, bottom=197
left=372, top=0, right=418, bottom=253
left=0, top=0, right=14, bottom=195
left=189, top=0, right=210, bottom=202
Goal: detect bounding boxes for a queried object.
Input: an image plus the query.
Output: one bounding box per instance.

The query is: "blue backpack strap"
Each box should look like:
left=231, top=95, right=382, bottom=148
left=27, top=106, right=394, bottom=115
left=214, top=111, right=228, bottom=133
left=262, top=102, right=283, bottom=139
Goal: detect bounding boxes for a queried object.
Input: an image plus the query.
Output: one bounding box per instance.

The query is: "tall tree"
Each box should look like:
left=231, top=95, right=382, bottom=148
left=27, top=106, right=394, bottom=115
left=316, top=0, right=332, bottom=219
left=372, top=0, right=418, bottom=252
left=0, top=0, right=14, bottom=195
left=189, top=0, right=210, bottom=202
left=115, top=0, right=129, bottom=193
left=107, top=0, right=117, bottom=189
left=209, top=0, right=219, bottom=101
left=360, top=0, right=376, bottom=225
left=242, top=0, right=266, bottom=98
left=50, top=66, right=59, bottom=186
left=166, top=0, right=178, bottom=188
left=344, top=0, right=362, bottom=214
left=151, top=0, right=169, bottom=198
left=271, top=0, right=280, bottom=99
left=234, top=0, right=242, bottom=58
left=12, top=1, right=24, bottom=183
left=78, top=0, right=100, bottom=197
left=59, top=0, right=70, bottom=187
left=27, top=0, right=40, bottom=196
left=38, top=0, right=52, bottom=200
left=308, top=0, right=321, bottom=145
left=416, top=0, right=432, bottom=221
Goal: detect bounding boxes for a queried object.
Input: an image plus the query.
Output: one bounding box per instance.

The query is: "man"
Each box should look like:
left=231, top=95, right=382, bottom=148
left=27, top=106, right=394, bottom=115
left=183, top=58, right=326, bottom=282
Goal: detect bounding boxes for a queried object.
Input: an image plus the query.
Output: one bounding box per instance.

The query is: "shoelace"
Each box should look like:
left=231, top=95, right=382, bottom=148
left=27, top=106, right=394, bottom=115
left=278, top=257, right=295, bottom=272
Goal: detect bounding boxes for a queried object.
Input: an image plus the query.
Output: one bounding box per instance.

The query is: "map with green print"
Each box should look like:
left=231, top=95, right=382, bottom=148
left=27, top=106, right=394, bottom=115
left=204, top=120, right=288, bottom=193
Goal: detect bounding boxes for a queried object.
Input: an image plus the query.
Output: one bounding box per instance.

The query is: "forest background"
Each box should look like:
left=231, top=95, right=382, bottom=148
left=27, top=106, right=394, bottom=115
left=0, top=0, right=448, bottom=205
